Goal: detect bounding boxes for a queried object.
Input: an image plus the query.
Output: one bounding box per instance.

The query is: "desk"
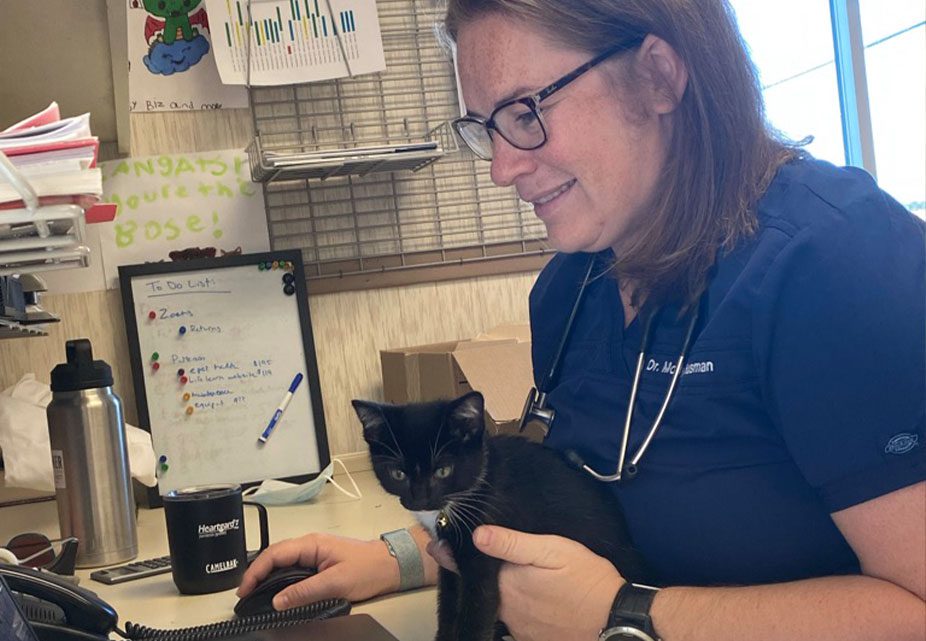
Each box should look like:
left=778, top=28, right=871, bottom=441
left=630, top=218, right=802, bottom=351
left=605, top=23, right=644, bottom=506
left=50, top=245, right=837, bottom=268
left=0, top=470, right=438, bottom=641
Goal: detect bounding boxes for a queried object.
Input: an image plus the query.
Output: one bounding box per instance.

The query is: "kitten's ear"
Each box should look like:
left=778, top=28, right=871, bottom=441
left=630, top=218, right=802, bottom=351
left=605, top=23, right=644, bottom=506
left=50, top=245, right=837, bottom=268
left=447, top=391, right=485, bottom=442
left=352, top=399, right=386, bottom=435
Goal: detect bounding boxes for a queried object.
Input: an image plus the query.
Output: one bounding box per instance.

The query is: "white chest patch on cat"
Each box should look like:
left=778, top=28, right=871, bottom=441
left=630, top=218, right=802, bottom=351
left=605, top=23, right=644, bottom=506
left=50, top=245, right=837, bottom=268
left=413, top=510, right=440, bottom=538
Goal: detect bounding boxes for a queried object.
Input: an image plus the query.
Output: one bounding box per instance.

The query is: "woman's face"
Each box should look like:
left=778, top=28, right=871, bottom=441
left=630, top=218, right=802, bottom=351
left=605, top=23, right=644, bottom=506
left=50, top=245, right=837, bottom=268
left=456, top=15, right=676, bottom=254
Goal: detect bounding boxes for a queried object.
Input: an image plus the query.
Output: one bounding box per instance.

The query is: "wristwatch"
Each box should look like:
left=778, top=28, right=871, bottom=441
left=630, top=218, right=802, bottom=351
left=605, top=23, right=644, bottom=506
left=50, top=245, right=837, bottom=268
left=380, top=528, right=425, bottom=591
left=598, top=582, right=662, bottom=641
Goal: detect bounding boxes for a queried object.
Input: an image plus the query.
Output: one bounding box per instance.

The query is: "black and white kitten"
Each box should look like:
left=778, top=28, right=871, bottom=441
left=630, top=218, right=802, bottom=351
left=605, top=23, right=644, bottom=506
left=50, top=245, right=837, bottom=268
left=353, top=391, right=649, bottom=641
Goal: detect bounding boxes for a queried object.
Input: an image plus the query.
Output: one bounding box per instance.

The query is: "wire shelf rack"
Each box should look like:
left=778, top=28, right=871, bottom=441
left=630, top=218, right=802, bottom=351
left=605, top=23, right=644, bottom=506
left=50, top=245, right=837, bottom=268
left=0, top=152, right=91, bottom=278
left=245, top=0, right=547, bottom=291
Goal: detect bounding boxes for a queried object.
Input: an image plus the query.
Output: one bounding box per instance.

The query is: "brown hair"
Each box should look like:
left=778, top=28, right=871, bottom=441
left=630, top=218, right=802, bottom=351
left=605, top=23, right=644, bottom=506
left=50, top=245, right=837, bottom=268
left=444, top=0, right=798, bottom=309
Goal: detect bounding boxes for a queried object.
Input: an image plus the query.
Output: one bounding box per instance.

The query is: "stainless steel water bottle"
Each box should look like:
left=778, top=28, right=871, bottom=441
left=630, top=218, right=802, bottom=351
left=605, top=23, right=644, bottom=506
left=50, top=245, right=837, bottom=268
left=47, top=338, right=138, bottom=568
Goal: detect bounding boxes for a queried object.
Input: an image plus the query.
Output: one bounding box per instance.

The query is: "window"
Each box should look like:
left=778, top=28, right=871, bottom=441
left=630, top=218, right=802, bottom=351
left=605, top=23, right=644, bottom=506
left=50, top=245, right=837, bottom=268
left=731, top=1, right=925, bottom=218
left=858, top=0, right=925, bottom=217
left=732, top=1, right=845, bottom=164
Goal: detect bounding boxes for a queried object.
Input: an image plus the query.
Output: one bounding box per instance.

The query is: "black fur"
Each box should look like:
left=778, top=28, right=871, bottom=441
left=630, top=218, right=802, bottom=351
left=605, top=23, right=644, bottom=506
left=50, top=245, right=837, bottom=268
left=353, top=392, right=648, bottom=641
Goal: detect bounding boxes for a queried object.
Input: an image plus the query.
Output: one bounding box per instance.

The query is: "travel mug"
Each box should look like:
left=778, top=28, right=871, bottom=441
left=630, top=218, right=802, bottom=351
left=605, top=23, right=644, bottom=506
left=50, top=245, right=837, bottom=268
left=163, top=484, right=269, bottom=594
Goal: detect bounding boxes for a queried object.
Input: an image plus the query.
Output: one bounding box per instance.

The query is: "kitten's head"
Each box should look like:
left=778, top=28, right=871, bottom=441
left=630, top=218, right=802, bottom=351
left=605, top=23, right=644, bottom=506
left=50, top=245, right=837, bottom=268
left=352, top=392, right=486, bottom=511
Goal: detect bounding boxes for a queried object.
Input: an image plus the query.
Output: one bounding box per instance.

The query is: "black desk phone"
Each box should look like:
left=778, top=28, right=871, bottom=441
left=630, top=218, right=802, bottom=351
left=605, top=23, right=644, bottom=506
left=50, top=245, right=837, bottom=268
left=0, top=563, right=351, bottom=641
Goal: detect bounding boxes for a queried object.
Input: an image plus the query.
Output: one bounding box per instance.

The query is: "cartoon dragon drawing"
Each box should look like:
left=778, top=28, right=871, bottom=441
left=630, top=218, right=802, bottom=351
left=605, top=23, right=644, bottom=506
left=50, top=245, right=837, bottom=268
left=143, top=0, right=208, bottom=45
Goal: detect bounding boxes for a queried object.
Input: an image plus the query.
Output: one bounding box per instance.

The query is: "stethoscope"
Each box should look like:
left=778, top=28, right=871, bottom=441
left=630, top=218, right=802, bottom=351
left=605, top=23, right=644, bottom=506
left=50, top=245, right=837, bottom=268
left=518, top=254, right=700, bottom=482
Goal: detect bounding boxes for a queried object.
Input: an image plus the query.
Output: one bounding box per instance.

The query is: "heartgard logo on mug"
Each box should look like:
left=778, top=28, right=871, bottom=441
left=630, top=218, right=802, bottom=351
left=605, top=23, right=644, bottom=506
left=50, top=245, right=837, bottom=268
left=198, top=518, right=240, bottom=539
left=205, top=558, right=239, bottom=574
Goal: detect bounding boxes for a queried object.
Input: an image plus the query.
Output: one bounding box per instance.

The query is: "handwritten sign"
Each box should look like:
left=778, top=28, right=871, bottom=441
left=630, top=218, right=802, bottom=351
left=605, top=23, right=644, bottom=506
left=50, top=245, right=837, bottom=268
left=121, top=254, right=327, bottom=495
left=127, top=0, right=247, bottom=112
left=99, top=149, right=270, bottom=289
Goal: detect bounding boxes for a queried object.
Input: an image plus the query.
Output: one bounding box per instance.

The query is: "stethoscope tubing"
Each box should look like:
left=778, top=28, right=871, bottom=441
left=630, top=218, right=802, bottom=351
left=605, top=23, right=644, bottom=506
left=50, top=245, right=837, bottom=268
left=584, top=305, right=700, bottom=482
left=521, top=251, right=702, bottom=482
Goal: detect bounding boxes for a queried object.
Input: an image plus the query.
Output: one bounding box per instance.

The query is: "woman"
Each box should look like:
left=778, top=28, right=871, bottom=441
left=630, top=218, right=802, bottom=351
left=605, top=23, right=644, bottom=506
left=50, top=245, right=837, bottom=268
left=239, top=1, right=925, bottom=639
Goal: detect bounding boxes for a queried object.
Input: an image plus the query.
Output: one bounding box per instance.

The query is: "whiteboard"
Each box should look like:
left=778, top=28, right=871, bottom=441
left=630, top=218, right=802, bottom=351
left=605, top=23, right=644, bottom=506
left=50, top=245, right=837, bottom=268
left=119, top=251, right=329, bottom=498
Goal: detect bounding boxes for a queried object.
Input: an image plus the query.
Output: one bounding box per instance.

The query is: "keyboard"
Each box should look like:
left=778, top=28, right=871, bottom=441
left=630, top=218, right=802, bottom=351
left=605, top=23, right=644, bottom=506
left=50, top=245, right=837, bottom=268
left=89, top=550, right=260, bottom=585
left=89, top=555, right=172, bottom=585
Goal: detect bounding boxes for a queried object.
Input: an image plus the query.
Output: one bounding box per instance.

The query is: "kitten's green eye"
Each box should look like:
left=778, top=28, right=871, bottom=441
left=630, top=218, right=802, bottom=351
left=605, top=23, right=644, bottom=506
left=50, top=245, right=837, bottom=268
left=433, top=465, right=453, bottom=479
left=389, top=468, right=407, bottom=482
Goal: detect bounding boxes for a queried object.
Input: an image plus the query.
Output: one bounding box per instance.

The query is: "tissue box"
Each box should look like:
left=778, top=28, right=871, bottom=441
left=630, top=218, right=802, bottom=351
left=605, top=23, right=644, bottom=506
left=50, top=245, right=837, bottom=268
left=380, top=324, right=543, bottom=440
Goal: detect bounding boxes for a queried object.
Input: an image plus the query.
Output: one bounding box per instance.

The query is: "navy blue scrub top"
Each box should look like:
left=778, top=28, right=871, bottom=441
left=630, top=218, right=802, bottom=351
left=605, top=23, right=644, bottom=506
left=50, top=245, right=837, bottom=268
left=531, top=158, right=926, bottom=588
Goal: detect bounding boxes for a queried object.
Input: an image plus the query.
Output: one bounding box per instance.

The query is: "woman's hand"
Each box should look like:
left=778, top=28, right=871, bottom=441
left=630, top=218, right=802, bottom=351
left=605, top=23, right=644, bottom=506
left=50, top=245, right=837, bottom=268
left=237, top=532, right=400, bottom=610
left=425, top=538, right=458, bottom=573
left=473, top=525, right=625, bottom=641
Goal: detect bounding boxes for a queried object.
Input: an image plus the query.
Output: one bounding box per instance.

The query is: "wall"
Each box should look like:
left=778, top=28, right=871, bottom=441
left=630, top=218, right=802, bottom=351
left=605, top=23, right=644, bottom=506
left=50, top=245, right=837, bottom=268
left=0, top=0, right=118, bottom=144
left=0, top=109, right=538, bottom=457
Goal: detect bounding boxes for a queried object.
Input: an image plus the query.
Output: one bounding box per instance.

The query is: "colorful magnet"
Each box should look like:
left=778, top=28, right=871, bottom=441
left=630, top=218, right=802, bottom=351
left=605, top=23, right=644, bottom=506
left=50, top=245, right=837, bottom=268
left=283, top=284, right=295, bottom=296
left=185, top=406, right=194, bottom=415
left=151, top=352, right=159, bottom=361
left=158, top=455, right=167, bottom=463
left=282, top=272, right=295, bottom=285
left=148, top=310, right=157, bottom=320
left=180, top=375, right=189, bottom=385
left=177, top=368, right=185, bottom=377
left=152, top=362, right=160, bottom=371
left=178, top=326, right=187, bottom=336
left=182, top=392, right=191, bottom=402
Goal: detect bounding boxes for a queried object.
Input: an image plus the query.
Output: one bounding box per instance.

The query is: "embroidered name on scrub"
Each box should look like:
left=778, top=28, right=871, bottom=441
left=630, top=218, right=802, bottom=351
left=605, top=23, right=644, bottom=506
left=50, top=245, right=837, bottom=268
left=646, top=359, right=715, bottom=375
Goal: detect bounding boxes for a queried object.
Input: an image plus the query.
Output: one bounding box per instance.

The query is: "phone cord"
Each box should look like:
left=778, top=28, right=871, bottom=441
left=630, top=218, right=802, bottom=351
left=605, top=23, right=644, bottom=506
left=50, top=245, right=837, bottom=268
left=115, top=598, right=351, bottom=640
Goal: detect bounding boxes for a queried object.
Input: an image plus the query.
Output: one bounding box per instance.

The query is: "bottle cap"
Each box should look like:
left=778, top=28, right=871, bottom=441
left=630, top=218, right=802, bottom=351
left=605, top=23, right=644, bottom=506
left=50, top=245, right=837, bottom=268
left=50, top=339, right=114, bottom=392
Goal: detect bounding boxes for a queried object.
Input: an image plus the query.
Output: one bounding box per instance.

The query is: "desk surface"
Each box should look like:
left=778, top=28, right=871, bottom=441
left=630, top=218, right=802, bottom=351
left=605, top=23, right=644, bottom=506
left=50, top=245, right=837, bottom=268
left=0, top=471, right=437, bottom=641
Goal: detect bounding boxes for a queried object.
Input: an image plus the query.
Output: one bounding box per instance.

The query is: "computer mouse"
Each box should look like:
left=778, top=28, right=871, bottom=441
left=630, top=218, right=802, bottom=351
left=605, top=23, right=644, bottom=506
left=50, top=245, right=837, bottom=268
left=234, top=565, right=317, bottom=617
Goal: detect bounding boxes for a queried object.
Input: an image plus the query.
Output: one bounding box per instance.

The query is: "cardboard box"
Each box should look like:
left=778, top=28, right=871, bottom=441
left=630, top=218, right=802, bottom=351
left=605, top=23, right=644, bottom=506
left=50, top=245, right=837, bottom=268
left=380, top=324, right=544, bottom=440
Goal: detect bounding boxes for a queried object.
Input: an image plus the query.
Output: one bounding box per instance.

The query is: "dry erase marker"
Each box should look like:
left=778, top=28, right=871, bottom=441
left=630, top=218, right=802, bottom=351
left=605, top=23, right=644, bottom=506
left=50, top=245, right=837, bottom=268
left=258, top=373, right=303, bottom=444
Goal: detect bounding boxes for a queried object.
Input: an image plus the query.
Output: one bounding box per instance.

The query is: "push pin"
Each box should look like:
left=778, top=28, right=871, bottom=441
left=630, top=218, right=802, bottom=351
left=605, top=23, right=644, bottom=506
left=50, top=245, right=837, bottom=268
left=178, top=326, right=187, bottom=336
left=272, top=261, right=279, bottom=270
left=159, top=455, right=167, bottom=463
left=258, top=263, right=265, bottom=271
left=185, top=406, right=194, bottom=416
left=148, top=310, right=157, bottom=320
left=177, top=368, right=185, bottom=377
left=151, top=351, right=159, bottom=362
left=152, top=362, right=161, bottom=372
left=282, top=272, right=295, bottom=285
left=182, top=392, right=191, bottom=402
left=283, top=284, right=295, bottom=296
left=180, top=375, right=189, bottom=385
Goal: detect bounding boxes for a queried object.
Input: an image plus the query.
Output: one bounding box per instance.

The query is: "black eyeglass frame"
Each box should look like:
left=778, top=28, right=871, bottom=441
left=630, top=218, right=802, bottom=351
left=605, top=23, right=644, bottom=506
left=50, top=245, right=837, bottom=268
left=452, top=36, right=646, bottom=160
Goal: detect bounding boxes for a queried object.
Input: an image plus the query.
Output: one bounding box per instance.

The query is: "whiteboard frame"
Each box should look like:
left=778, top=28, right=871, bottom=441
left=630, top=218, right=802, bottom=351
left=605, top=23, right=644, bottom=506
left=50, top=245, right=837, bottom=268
left=119, top=250, right=330, bottom=507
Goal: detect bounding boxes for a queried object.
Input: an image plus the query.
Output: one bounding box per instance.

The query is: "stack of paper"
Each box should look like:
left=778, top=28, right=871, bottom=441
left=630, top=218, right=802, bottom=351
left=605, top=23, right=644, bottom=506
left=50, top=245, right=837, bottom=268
left=0, top=103, right=107, bottom=279
left=0, top=103, right=103, bottom=209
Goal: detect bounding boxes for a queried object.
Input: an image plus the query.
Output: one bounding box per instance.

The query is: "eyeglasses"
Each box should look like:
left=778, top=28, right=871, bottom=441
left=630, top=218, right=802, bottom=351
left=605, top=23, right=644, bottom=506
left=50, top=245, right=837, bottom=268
left=2, top=533, right=79, bottom=575
left=452, top=36, right=645, bottom=160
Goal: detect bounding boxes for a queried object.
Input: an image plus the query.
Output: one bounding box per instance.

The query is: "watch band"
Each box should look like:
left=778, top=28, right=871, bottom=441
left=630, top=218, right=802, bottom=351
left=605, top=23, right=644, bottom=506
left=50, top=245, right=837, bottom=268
left=599, top=583, right=661, bottom=641
left=380, top=528, right=425, bottom=591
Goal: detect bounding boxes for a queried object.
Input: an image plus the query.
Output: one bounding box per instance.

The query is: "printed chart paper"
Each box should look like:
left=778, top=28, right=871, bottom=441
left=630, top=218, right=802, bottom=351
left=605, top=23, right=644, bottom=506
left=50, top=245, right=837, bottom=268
left=127, top=0, right=248, bottom=112
left=97, top=150, right=270, bottom=289
left=205, top=0, right=386, bottom=85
